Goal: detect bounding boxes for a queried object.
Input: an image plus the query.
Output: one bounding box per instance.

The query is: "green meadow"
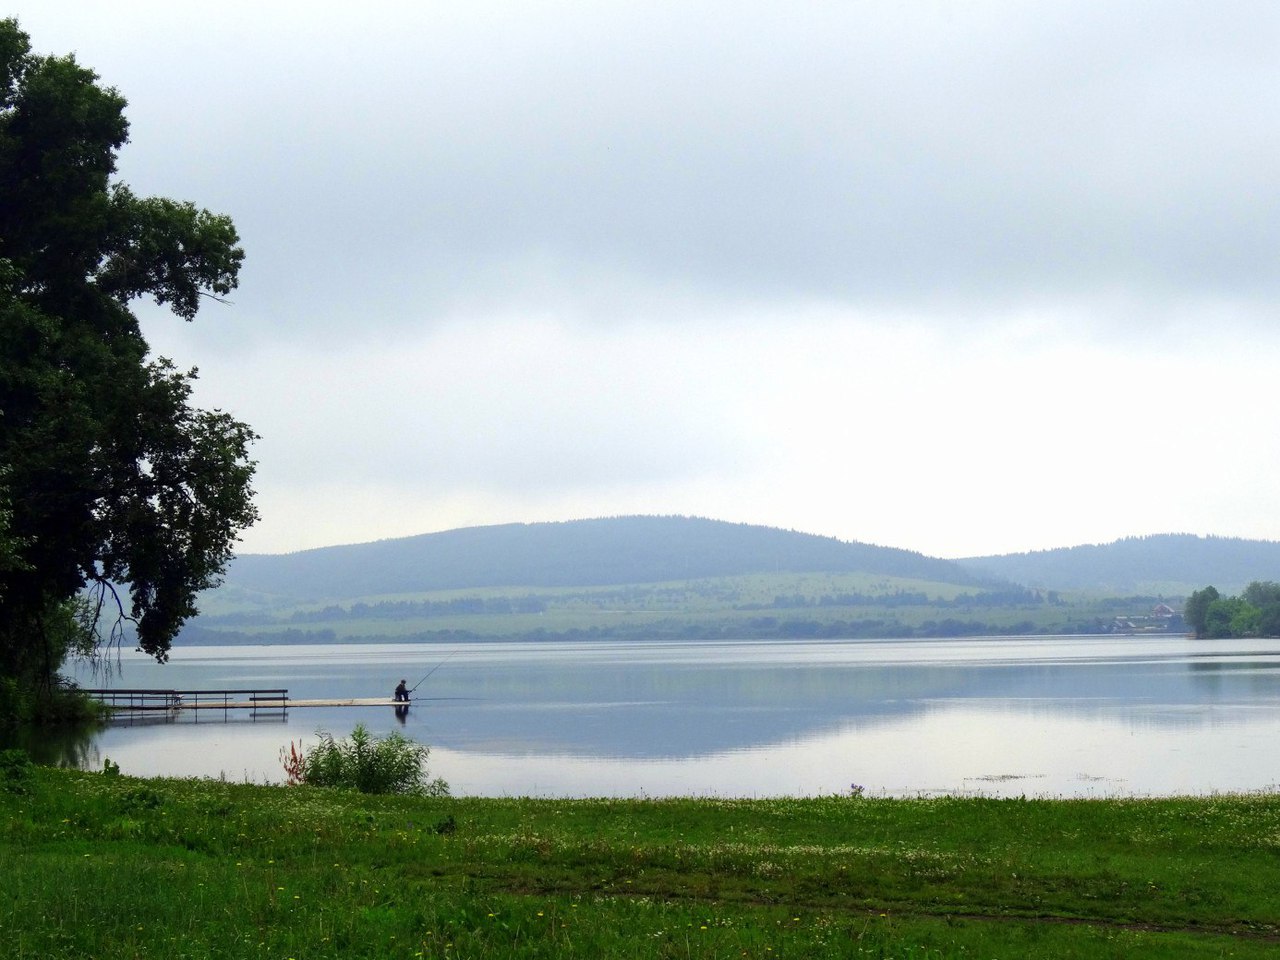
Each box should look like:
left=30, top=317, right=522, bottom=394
left=3, top=763, right=1278, bottom=958
left=190, top=570, right=1172, bottom=645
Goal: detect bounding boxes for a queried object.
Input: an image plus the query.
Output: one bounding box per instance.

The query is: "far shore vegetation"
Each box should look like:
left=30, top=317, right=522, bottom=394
left=181, top=570, right=1192, bottom=647
left=1185, top=581, right=1280, bottom=639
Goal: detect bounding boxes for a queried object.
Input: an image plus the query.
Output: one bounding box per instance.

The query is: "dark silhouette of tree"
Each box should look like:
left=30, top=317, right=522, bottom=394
left=0, top=19, right=257, bottom=688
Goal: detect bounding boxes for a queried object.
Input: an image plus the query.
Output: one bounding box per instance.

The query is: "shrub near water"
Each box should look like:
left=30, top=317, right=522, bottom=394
left=0, top=747, right=33, bottom=794
left=283, top=723, right=448, bottom=796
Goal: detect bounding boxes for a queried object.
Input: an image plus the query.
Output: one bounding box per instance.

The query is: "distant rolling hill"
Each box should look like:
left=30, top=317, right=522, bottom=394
left=957, top=534, right=1280, bottom=596
left=187, top=522, right=1280, bottom=645
left=218, top=515, right=990, bottom=604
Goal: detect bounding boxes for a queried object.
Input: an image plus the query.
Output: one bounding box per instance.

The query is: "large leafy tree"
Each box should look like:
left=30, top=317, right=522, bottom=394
left=1183, top=586, right=1219, bottom=639
left=0, top=20, right=257, bottom=681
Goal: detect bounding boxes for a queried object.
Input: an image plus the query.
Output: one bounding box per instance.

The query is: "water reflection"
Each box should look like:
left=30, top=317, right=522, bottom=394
left=57, top=636, right=1280, bottom=797
left=1, top=721, right=102, bottom=771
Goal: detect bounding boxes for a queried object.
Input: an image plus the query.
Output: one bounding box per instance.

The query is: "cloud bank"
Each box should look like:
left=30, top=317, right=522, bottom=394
left=13, top=1, right=1280, bottom=556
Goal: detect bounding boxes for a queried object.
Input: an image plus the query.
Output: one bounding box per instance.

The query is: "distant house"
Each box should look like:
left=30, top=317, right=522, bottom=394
left=1107, top=603, right=1184, bottom=634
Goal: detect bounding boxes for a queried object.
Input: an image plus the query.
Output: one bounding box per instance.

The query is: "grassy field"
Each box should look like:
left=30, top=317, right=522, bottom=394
left=3, top=764, right=1278, bottom=958
left=190, top=570, right=1178, bottom=644
left=199, top=572, right=980, bottom=617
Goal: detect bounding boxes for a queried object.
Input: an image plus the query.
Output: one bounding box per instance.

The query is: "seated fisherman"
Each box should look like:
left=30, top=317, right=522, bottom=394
left=394, top=678, right=409, bottom=702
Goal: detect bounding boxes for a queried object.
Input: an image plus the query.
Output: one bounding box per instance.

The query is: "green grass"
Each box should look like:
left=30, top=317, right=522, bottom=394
left=2, top=767, right=1278, bottom=957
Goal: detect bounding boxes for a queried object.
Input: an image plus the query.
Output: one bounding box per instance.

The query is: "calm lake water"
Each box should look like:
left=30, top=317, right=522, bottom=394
left=43, top=635, right=1280, bottom=798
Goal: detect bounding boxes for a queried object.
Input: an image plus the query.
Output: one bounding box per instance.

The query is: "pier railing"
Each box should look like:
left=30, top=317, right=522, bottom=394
left=82, top=688, right=290, bottom=722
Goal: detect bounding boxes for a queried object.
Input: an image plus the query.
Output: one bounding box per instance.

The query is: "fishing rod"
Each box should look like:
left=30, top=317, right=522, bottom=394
left=409, top=649, right=459, bottom=694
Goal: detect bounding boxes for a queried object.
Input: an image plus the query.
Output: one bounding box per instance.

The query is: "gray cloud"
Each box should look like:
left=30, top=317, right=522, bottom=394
left=14, top=1, right=1280, bottom=555
left=21, top=1, right=1278, bottom=349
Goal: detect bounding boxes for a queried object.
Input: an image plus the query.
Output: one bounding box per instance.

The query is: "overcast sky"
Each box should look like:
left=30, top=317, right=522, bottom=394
left=12, top=2, right=1280, bottom=558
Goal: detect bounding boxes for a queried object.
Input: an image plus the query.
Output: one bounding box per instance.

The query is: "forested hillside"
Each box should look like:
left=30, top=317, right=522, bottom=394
left=957, top=534, right=1280, bottom=595
left=182, top=519, right=1209, bottom=646
left=219, top=516, right=988, bottom=603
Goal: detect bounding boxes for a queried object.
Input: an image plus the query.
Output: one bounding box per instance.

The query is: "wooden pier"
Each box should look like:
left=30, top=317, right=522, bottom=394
left=82, top=689, right=415, bottom=723
left=81, top=688, right=291, bottom=721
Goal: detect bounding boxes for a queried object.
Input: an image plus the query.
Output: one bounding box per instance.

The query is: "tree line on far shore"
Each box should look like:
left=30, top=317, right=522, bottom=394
left=1185, top=582, right=1280, bottom=639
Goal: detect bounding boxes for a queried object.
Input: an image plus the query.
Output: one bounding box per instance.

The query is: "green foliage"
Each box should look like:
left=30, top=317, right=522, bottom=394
left=1242, top=580, right=1280, bottom=608
left=0, top=675, right=21, bottom=721
left=1204, top=596, right=1248, bottom=638
left=0, top=473, right=25, bottom=594
left=1259, top=602, right=1280, bottom=637
left=0, top=746, right=32, bottom=793
left=289, top=724, right=448, bottom=796
left=1228, top=600, right=1262, bottom=637
left=0, top=18, right=257, bottom=686
left=1186, top=582, right=1280, bottom=639
left=1184, top=585, right=1220, bottom=638
left=0, top=668, right=100, bottom=723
